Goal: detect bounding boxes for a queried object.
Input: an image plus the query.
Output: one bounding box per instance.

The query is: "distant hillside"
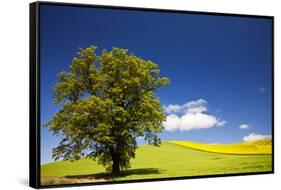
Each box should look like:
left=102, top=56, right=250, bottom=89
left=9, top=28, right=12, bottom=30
left=169, top=139, right=272, bottom=155
left=41, top=142, right=271, bottom=186
left=244, top=139, right=272, bottom=146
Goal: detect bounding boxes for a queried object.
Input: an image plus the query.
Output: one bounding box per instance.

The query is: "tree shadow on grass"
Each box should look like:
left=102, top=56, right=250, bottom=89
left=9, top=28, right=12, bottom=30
left=64, top=168, right=164, bottom=181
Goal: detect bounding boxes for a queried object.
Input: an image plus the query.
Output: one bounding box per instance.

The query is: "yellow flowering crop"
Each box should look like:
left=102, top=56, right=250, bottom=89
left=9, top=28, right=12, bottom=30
left=169, top=139, right=272, bottom=155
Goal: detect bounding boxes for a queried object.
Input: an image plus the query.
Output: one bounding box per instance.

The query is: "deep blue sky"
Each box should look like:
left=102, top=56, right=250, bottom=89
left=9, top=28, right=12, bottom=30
left=40, top=4, right=272, bottom=164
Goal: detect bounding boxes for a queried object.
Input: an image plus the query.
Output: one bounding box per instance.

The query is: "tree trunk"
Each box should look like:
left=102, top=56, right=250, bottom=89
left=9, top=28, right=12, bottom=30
left=112, top=153, right=121, bottom=175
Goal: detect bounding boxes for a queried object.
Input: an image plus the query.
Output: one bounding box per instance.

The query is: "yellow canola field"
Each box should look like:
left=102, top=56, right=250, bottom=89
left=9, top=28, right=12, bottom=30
left=169, top=139, right=272, bottom=155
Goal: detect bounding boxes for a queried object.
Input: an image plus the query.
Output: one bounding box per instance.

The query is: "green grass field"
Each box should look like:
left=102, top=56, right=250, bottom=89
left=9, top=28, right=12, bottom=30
left=41, top=141, right=272, bottom=185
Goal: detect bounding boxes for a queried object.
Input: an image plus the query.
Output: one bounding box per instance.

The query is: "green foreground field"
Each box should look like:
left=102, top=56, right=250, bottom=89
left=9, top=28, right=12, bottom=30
left=41, top=142, right=272, bottom=185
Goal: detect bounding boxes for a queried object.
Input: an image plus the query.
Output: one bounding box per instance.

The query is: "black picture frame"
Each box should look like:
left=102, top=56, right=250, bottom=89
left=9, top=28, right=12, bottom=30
left=30, top=1, right=274, bottom=189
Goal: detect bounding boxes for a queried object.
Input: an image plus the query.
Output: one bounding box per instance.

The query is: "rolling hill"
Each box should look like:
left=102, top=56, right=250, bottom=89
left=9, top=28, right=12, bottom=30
left=41, top=141, right=272, bottom=186
left=169, top=139, right=272, bottom=155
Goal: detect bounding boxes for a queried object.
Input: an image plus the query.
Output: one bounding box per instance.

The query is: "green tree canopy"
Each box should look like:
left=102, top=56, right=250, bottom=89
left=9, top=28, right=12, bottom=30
left=45, top=45, right=170, bottom=175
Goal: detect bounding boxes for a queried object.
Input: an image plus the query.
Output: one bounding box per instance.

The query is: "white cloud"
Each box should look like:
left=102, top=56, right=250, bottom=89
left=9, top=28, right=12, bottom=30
left=187, top=106, right=207, bottom=114
left=243, top=133, right=271, bottom=142
left=239, top=124, right=250, bottom=129
left=164, top=114, right=181, bottom=131
left=163, top=104, right=182, bottom=114
left=258, top=87, right=266, bottom=93
left=185, top=99, right=207, bottom=108
left=163, top=99, right=208, bottom=115
left=163, top=99, right=226, bottom=132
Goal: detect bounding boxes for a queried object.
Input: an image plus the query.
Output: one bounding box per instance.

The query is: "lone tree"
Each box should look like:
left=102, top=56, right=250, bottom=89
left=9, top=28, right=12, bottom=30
left=45, top=45, right=170, bottom=175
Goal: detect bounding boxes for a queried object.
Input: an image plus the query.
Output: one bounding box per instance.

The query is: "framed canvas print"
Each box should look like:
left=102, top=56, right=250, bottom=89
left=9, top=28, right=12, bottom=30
left=29, top=1, right=274, bottom=188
